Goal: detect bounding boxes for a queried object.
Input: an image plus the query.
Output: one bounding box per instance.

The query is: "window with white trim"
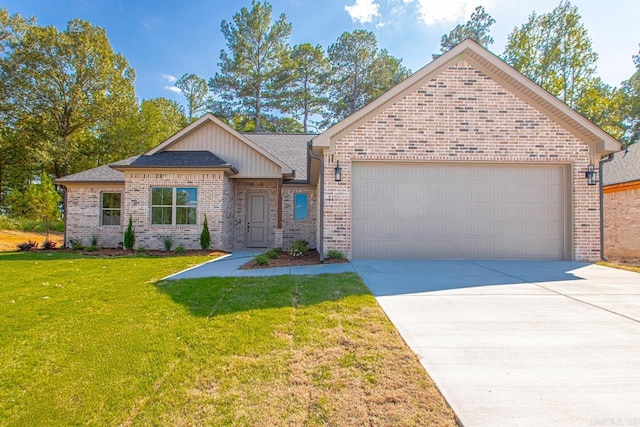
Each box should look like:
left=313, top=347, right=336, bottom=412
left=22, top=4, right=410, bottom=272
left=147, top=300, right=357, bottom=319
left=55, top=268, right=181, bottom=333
left=151, top=187, right=197, bottom=225
left=101, top=192, right=121, bottom=226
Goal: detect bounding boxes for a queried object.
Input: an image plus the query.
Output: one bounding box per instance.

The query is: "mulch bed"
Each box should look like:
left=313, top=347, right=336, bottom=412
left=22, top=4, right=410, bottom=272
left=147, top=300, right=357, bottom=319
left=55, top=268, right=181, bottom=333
left=239, top=249, right=348, bottom=270
left=56, top=248, right=228, bottom=257
left=606, top=256, right=640, bottom=268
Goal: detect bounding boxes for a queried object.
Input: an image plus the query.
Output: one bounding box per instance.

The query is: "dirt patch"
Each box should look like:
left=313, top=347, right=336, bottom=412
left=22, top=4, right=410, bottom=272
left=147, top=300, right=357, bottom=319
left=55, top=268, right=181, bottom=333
left=239, top=249, right=348, bottom=270
left=606, top=256, right=640, bottom=268
left=0, top=230, right=64, bottom=252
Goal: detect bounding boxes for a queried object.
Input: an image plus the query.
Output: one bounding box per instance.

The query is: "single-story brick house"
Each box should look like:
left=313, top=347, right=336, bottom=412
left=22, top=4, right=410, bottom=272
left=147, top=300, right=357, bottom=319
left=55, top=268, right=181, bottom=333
left=57, top=40, right=620, bottom=261
left=602, top=142, right=640, bottom=258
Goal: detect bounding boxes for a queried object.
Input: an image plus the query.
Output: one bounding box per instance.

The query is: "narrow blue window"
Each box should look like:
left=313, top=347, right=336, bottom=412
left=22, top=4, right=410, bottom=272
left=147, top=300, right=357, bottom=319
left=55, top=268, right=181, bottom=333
left=294, top=193, right=308, bottom=221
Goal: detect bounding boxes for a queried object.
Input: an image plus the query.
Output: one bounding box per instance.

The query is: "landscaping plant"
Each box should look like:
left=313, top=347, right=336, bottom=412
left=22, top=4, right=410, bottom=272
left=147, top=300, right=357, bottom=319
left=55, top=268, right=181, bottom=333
left=123, top=216, right=135, bottom=250
left=288, top=239, right=308, bottom=257
left=162, top=235, right=175, bottom=252
left=200, top=214, right=211, bottom=250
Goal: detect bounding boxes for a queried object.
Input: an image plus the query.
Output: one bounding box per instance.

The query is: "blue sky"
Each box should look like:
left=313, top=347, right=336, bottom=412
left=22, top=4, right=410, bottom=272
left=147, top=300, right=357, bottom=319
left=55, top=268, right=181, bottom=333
left=5, top=0, right=640, bottom=109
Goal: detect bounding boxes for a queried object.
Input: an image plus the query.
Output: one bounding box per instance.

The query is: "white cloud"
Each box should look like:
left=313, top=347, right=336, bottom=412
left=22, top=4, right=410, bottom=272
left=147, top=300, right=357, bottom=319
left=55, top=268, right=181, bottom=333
left=164, top=85, right=182, bottom=94
left=162, top=74, right=177, bottom=83
left=411, top=0, right=478, bottom=25
left=345, top=0, right=380, bottom=24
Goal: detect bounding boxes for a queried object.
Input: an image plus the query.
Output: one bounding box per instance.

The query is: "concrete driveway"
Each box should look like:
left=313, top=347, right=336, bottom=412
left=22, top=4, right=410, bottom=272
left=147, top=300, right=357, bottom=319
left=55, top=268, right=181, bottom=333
left=351, top=259, right=640, bottom=427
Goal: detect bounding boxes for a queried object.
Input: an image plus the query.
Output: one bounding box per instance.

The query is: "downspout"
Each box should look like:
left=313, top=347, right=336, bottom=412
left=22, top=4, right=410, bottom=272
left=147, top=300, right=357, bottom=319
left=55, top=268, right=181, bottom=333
left=599, top=153, right=615, bottom=261
left=308, top=141, right=324, bottom=263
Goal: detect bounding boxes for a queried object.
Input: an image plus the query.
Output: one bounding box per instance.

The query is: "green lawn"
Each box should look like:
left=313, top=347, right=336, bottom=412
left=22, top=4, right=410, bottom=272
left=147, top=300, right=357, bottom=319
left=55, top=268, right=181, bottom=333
left=0, top=252, right=454, bottom=426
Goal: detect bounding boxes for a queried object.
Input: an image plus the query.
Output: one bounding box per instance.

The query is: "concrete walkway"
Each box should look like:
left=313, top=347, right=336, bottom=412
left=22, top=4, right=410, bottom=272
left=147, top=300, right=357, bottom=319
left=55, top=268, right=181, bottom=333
left=351, top=259, right=640, bottom=427
left=166, top=251, right=356, bottom=279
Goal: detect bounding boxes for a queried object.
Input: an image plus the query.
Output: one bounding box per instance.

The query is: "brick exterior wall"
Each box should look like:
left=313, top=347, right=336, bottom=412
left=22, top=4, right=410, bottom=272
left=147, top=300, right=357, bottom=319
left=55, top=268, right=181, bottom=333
left=121, top=170, right=233, bottom=251
left=322, top=61, right=600, bottom=261
left=282, top=186, right=317, bottom=249
left=63, top=184, right=125, bottom=248
left=604, top=187, right=640, bottom=257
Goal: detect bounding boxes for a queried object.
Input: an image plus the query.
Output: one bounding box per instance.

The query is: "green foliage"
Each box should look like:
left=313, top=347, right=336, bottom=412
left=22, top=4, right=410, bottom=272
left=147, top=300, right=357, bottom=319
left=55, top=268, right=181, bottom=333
left=200, top=214, right=211, bottom=250
left=503, top=1, right=597, bottom=110
left=16, top=240, right=37, bottom=251
left=136, top=246, right=148, bottom=253
left=90, top=235, right=98, bottom=247
left=209, top=0, right=293, bottom=131
left=288, top=239, right=309, bottom=257
left=175, top=74, right=209, bottom=122
left=162, top=235, right=174, bottom=252
left=123, top=216, right=135, bottom=250
left=253, top=253, right=270, bottom=265
left=174, top=245, right=186, bottom=255
left=69, top=239, right=84, bottom=251
left=435, top=6, right=495, bottom=58
left=621, top=46, right=640, bottom=144
left=326, top=30, right=410, bottom=125
left=84, top=245, right=99, bottom=252
left=326, top=250, right=345, bottom=260
left=0, top=215, right=63, bottom=233
left=264, top=248, right=281, bottom=259
left=11, top=173, right=62, bottom=239
left=276, top=43, right=329, bottom=132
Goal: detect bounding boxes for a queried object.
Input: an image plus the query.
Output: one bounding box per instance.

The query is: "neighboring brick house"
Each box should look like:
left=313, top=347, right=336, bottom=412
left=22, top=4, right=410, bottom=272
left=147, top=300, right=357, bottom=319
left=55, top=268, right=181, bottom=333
left=58, top=40, right=620, bottom=261
left=602, top=142, right=640, bottom=258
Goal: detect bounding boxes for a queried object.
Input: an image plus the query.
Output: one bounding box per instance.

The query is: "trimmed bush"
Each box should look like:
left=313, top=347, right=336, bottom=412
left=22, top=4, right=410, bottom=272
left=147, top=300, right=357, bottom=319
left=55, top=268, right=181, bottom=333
left=326, top=250, right=345, bottom=260
left=69, top=239, right=84, bottom=251
left=175, top=245, right=186, bottom=255
left=264, top=248, right=280, bottom=259
left=41, top=240, right=58, bottom=250
left=200, top=214, right=211, bottom=250
left=288, top=239, right=309, bottom=257
left=253, top=254, right=270, bottom=265
left=123, top=216, right=135, bottom=250
left=136, top=246, right=148, bottom=253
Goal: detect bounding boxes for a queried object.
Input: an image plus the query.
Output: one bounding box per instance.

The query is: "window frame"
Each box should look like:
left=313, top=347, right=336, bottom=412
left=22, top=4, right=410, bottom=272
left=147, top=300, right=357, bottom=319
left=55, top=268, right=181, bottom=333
left=100, top=192, right=122, bottom=226
left=150, top=187, right=198, bottom=226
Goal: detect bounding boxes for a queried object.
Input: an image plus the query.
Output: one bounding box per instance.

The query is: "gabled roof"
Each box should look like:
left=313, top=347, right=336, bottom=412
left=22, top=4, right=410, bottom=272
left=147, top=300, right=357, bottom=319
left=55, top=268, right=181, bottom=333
left=55, top=156, right=138, bottom=184
left=312, top=39, right=621, bottom=157
left=245, top=133, right=313, bottom=182
left=111, top=150, right=238, bottom=174
left=603, top=142, right=640, bottom=186
left=146, top=113, right=294, bottom=176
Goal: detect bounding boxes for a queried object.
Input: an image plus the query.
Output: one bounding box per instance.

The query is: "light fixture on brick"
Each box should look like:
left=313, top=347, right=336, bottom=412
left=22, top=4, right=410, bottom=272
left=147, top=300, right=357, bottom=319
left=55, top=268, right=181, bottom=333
left=585, top=163, right=598, bottom=186
left=334, top=160, right=342, bottom=182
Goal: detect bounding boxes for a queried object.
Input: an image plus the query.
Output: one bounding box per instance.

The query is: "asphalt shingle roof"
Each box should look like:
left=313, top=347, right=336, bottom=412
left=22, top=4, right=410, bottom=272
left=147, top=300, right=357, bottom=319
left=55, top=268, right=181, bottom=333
left=602, top=142, right=640, bottom=186
left=244, top=133, right=314, bottom=182
left=55, top=156, right=138, bottom=183
left=122, top=150, right=234, bottom=169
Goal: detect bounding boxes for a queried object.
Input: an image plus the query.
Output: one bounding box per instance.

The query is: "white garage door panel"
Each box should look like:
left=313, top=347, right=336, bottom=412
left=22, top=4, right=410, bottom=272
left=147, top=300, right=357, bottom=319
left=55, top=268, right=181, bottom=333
left=352, top=163, right=569, bottom=259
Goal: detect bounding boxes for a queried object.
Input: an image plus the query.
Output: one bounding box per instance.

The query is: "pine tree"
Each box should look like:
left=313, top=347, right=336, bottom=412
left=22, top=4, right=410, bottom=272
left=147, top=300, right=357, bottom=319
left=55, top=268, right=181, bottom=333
left=200, top=214, right=211, bottom=250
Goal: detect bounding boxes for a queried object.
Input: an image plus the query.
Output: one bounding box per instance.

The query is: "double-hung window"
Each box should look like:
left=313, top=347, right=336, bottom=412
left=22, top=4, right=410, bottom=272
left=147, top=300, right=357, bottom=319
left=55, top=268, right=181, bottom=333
left=101, top=193, right=121, bottom=226
left=151, top=187, right=197, bottom=225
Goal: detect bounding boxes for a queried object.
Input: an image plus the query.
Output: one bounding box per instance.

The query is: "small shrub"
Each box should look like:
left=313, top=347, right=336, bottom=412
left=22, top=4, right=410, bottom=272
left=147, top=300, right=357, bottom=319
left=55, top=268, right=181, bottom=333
left=265, top=248, right=280, bottom=259
left=326, top=250, right=345, bottom=260
left=123, top=216, right=135, bottom=250
left=162, top=235, right=174, bottom=252
left=90, top=235, right=98, bottom=247
left=254, top=254, right=270, bottom=265
left=42, top=240, right=58, bottom=250
left=17, top=241, right=38, bottom=252
left=272, top=247, right=282, bottom=255
left=200, top=214, right=211, bottom=250
left=175, top=245, right=186, bottom=255
left=85, top=245, right=99, bottom=252
left=69, top=239, right=84, bottom=251
left=288, top=239, right=309, bottom=257
left=136, top=246, right=148, bottom=253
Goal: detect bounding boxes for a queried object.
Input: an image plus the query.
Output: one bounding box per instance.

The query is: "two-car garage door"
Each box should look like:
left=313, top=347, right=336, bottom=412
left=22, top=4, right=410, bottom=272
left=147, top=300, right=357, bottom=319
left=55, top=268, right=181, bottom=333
left=351, top=163, right=570, bottom=260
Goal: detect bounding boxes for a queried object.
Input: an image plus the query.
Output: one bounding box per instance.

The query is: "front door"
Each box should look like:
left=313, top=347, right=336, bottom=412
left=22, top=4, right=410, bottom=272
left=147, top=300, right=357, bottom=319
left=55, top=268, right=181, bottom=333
left=247, top=192, right=269, bottom=248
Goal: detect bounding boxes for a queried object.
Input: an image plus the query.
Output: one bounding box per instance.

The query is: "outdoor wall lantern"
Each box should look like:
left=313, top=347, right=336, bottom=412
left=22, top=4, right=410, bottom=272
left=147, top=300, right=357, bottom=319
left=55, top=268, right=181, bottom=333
left=585, top=163, right=598, bottom=186
left=334, top=160, right=342, bottom=182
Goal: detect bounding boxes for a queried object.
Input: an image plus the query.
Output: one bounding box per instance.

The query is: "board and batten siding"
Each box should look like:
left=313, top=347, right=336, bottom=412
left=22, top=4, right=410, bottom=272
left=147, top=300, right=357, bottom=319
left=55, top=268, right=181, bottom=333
left=166, top=122, right=282, bottom=178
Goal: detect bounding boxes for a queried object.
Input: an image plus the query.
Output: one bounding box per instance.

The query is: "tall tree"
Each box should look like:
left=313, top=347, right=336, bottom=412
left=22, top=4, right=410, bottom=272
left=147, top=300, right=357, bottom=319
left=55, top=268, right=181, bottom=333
left=1, top=18, right=137, bottom=178
left=503, top=1, right=597, bottom=109
left=621, top=46, right=640, bottom=144
left=175, top=73, right=208, bottom=122
left=277, top=43, right=328, bottom=133
left=209, top=1, right=292, bottom=131
left=327, top=30, right=410, bottom=124
left=435, top=6, right=495, bottom=58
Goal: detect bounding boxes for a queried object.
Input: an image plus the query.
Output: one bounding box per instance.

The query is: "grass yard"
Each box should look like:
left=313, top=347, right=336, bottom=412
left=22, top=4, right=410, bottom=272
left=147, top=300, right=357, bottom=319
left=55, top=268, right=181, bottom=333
left=0, top=252, right=454, bottom=426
